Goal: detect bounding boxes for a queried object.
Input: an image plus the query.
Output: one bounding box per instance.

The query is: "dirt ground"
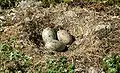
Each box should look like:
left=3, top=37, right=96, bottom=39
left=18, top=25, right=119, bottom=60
left=1, top=0, right=120, bottom=73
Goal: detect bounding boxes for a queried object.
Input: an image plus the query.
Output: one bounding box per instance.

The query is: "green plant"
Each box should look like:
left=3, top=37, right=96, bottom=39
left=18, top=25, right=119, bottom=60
left=0, top=39, right=31, bottom=72
left=35, top=64, right=42, bottom=73
left=46, top=56, right=74, bottom=73
left=102, top=54, right=120, bottom=73
left=0, top=0, right=20, bottom=9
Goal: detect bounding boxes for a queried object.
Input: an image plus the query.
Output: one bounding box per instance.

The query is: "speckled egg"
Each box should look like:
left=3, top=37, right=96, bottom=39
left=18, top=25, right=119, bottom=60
left=42, top=27, right=56, bottom=43
left=45, top=40, right=65, bottom=52
left=57, top=30, right=73, bottom=45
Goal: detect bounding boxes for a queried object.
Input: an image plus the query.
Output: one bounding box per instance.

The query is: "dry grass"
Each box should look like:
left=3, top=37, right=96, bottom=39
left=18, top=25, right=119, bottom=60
left=1, top=0, right=120, bottom=73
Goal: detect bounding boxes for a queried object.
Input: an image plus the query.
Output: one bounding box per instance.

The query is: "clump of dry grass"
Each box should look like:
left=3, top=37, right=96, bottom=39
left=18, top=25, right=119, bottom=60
left=1, top=0, right=120, bottom=72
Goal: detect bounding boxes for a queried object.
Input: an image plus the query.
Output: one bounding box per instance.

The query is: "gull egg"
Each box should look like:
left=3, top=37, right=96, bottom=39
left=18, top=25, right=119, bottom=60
left=45, top=40, right=65, bottom=52
left=57, top=30, right=73, bottom=45
left=42, top=27, right=56, bottom=43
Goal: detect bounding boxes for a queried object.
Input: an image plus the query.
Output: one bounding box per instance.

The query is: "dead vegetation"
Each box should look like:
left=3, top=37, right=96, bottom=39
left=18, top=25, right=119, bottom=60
left=1, top=0, right=120, bottom=73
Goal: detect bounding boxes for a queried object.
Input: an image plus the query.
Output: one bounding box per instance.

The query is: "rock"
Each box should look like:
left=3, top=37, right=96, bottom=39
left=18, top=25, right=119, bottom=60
left=57, top=30, right=73, bottom=44
left=45, top=40, right=65, bottom=52
left=42, top=27, right=56, bottom=43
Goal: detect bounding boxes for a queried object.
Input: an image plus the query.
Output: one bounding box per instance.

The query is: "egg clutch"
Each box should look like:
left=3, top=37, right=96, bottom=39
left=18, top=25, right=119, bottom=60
left=42, top=27, right=73, bottom=52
